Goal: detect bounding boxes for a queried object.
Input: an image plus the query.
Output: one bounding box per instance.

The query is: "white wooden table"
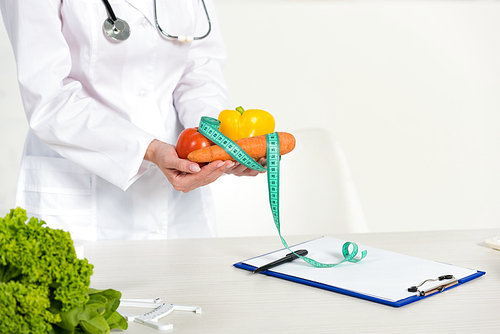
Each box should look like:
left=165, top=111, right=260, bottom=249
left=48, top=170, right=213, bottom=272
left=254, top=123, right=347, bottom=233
left=84, top=229, right=500, bottom=333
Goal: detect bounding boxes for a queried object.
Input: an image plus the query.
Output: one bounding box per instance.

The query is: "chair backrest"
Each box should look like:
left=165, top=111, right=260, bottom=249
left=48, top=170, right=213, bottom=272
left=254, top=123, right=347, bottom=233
left=211, top=127, right=368, bottom=237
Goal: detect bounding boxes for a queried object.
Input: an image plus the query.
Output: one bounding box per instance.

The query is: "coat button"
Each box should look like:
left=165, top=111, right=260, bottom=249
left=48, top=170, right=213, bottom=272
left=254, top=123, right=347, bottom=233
left=141, top=19, right=150, bottom=29
left=138, top=90, right=148, bottom=98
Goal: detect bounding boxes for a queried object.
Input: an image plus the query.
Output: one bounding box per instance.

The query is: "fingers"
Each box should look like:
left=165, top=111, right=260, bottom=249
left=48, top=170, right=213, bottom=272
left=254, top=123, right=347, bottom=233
left=225, top=161, right=266, bottom=177
left=164, top=160, right=235, bottom=193
left=163, top=152, right=202, bottom=174
left=150, top=142, right=202, bottom=174
left=153, top=140, right=267, bottom=191
left=225, top=163, right=250, bottom=176
left=181, top=160, right=234, bottom=192
left=152, top=142, right=235, bottom=192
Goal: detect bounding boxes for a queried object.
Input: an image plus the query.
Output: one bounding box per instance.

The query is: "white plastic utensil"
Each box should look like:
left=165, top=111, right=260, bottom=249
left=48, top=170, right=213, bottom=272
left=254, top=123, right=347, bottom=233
left=118, top=298, right=201, bottom=331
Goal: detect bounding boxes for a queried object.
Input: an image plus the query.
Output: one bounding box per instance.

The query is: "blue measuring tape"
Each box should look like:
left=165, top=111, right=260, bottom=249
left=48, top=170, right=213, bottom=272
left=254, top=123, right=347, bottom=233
left=198, top=117, right=367, bottom=267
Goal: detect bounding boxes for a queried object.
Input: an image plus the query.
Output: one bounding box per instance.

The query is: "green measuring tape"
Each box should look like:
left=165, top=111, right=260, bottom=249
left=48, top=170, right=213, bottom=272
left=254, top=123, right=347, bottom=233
left=198, top=116, right=367, bottom=268
left=198, top=117, right=266, bottom=172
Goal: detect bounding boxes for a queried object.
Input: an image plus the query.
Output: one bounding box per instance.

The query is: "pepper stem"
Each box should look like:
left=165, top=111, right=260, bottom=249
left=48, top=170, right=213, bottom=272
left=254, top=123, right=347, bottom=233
left=235, top=106, right=245, bottom=115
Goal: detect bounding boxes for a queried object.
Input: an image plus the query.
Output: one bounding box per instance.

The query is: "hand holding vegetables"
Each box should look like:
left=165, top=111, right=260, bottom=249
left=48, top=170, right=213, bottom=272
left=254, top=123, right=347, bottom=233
left=146, top=139, right=234, bottom=193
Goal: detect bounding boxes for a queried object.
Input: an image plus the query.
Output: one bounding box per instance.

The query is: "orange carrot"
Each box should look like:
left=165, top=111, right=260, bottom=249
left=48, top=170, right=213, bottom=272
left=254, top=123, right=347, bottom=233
left=187, top=132, right=296, bottom=163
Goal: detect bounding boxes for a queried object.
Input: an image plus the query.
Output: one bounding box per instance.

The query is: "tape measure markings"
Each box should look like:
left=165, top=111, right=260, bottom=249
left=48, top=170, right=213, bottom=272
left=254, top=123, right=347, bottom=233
left=198, top=117, right=367, bottom=268
left=198, top=117, right=265, bottom=172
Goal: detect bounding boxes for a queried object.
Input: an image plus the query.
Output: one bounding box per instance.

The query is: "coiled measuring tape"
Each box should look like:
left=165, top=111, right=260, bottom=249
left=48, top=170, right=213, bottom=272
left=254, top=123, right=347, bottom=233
left=198, top=116, right=367, bottom=268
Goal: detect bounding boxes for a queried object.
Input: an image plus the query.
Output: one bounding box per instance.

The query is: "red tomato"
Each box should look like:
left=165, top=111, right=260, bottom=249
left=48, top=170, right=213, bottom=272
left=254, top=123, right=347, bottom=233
left=175, top=127, right=214, bottom=159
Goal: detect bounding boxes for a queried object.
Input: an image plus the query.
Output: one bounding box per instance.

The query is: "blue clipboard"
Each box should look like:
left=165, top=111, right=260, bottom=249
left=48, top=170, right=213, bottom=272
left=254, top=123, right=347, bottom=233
left=233, top=236, right=485, bottom=307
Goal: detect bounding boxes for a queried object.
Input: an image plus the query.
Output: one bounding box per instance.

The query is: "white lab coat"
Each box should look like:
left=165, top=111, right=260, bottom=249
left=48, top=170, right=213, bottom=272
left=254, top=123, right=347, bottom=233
left=0, top=0, right=229, bottom=240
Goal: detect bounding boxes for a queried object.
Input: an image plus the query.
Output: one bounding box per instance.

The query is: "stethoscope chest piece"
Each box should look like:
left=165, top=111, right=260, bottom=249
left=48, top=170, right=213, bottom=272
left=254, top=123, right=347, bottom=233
left=103, top=18, right=131, bottom=41
left=100, top=0, right=211, bottom=43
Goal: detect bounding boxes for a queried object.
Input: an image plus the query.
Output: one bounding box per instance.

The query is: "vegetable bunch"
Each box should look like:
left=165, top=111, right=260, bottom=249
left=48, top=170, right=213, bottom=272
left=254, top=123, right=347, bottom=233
left=0, top=208, right=127, bottom=334
left=176, top=106, right=296, bottom=164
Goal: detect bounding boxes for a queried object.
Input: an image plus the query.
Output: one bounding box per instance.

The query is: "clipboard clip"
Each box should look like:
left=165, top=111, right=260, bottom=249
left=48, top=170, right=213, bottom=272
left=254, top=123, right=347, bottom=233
left=407, top=275, right=458, bottom=296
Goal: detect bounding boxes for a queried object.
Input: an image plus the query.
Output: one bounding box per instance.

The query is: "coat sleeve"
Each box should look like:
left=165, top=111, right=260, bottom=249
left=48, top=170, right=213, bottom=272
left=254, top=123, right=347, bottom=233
left=173, top=0, right=230, bottom=129
left=0, top=0, right=156, bottom=190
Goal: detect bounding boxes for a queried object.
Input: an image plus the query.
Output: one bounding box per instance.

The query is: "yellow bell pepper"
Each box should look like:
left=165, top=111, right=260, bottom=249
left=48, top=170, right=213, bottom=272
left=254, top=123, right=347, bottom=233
left=218, top=106, right=275, bottom=141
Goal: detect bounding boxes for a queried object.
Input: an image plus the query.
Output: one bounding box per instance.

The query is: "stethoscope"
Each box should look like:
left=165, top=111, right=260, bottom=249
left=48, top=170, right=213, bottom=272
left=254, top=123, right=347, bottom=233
left=101, top=0, right=211, bottom=42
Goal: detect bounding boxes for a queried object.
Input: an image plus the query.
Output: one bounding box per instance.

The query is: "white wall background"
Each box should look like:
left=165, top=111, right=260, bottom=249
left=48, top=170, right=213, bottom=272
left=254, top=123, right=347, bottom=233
left=1, top=0, right=499, bottom=235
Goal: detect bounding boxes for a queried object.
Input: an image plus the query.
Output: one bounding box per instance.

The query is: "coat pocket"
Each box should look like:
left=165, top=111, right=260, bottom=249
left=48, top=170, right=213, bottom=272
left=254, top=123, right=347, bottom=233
left=18, top=156, right=93, bottom=216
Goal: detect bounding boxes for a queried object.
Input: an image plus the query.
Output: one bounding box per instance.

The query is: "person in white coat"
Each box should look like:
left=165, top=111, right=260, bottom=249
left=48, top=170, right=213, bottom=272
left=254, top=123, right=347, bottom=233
left=0, top=0, right=260, bottom=240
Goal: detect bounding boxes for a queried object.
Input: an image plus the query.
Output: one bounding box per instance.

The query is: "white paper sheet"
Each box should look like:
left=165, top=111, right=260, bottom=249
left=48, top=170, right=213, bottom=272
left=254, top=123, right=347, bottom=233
left=243, top=236, right=479, bottom=302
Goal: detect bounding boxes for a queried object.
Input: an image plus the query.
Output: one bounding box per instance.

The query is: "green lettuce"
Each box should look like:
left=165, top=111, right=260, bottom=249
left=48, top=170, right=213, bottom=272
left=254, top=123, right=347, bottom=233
left=0, top=208, right=128, bottom=334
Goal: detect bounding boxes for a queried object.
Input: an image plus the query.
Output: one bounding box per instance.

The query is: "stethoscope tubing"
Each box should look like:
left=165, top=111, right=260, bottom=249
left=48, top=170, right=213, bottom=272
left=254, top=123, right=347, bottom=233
left=102, top=0, right=117, bottom=22
left=153, top=0, right=211, bottom=41
left=101, top=0, right=211, bottom=42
